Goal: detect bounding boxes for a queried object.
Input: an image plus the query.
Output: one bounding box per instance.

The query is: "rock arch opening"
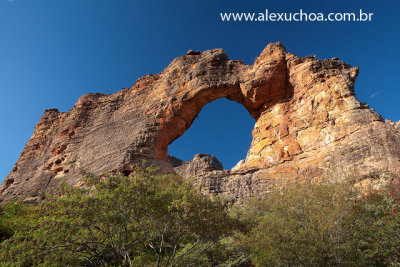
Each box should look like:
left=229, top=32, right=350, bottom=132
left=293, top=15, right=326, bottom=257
left=168, top=98, right=255, bottom=170
left=152, top=43, right=288, bottom=167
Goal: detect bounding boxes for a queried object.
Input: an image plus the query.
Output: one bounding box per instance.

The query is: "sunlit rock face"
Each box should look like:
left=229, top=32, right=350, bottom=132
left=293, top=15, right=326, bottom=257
left=1, top=42, right=400, bottom=203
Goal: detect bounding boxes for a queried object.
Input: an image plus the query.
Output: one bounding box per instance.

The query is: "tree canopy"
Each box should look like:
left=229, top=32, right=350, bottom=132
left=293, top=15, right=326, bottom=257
left=1, top=168, right=400, bottom=266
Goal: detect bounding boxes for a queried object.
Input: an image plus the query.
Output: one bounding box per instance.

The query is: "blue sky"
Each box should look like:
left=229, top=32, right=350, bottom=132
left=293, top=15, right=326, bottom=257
left=0, top=0, right=399, bottom=181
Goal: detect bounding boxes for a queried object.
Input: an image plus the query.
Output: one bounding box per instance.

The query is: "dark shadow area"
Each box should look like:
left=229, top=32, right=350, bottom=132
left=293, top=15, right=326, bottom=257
left=168, top=98, right=254, bottom=170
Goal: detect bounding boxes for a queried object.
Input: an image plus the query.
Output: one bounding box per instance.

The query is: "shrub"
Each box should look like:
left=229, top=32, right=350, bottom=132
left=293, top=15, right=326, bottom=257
left=345, top=183, right=400, bottom=265
left=231, top=183, right=357, bottom=266
left=0, top=202, right=25, bottom=242
left=231, top=179, right=400, bottom=266
left=0, top=166, right=237, bottom=266
left=2, top=171, right=400, bottom=266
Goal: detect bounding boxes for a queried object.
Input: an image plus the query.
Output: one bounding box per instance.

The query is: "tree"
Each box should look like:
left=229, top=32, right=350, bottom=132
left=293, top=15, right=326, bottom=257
left=231, top=183, right=358, bottom=266
left=231, top=178, right=400, bottom=266
left=0, top=165, right=237, bottom=266
left=3, top=169, right=400, bottom=266
left=0, top=202, right=24, bottom=243
left=345, top=180, right=400, bottom=266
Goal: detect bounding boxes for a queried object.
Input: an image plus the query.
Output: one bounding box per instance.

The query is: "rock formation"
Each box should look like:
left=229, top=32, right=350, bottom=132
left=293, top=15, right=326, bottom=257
left=170, top=154, right=224, bottom=178
left=1, top=42, right=400, bottom=203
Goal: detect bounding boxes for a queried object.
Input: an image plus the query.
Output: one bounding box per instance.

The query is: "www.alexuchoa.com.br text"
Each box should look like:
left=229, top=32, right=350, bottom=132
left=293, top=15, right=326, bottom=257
left=220, top=9, right=373, bottom=22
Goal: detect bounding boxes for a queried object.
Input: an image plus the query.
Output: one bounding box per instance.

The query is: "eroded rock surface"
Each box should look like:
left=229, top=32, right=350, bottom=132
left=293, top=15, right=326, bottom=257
left=170, top=154, right=223, bottom=178
left=1, top=42, right=400, bottom=203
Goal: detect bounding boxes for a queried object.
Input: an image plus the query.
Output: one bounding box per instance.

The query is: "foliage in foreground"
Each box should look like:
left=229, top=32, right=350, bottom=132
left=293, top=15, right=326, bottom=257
left=232, top=180, right=400, bottom=266
left=0, top=202, right=24, bottom=243
left=0, top=166, right=238, bottom=266
left=1, top=169, right=400, bottom=266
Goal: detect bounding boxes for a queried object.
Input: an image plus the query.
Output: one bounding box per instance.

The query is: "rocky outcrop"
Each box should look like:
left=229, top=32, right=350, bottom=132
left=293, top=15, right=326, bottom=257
left=386, top=119, right=400, bottom=132
left=1, top=42, right=400, bottom=203
left=170, top=154, right=223, bottom=178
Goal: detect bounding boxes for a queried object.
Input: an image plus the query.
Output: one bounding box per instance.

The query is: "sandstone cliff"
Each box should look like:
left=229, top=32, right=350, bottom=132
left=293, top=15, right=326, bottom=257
left=1, top=42, right=400, bottom=203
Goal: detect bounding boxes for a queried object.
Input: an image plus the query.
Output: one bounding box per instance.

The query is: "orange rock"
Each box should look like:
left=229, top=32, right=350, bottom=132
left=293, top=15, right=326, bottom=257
left=1, top=42, right=400, bottom=203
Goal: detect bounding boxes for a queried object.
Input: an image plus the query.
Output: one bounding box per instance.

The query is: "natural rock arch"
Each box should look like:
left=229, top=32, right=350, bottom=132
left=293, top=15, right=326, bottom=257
left=153, top=43, right=288, bottom=164
left=2, top=42, right=400, bottom=203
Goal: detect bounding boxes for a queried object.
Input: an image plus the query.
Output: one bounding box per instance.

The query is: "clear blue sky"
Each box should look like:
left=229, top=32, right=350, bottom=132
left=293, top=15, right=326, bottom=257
left=1, top=0, right=399, bottom=181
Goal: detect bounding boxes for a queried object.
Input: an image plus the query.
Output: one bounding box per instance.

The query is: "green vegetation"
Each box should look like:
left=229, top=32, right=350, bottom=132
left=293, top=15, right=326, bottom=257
left=232, top=182, right=400, bottom=266
left=1, top=167, right=400, bottom=266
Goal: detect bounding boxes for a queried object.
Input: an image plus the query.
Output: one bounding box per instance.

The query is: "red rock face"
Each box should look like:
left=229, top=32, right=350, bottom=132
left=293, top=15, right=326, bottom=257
left=1, top=42, right=400, bottom=203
